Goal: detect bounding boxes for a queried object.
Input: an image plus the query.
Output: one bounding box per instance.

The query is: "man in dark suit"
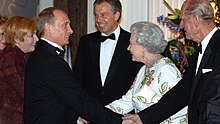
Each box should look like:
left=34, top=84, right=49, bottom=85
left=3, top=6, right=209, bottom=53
left=122, top=0, right=220, bottom=124
left=24, top=7, right=122, bottom=124
left=197, top=66, right=220, bottom=124
left=73, top=0, right=141, bottom=112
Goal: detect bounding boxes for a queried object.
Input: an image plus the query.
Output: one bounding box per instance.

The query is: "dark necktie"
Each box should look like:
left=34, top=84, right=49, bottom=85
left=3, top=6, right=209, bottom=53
left=55, top=47, right=65, bottom=56
left=197, top=43, right=202, bottom=54
left=99, top=33, right=116, bottom=43
left=194, top=43, right=202, bottom=74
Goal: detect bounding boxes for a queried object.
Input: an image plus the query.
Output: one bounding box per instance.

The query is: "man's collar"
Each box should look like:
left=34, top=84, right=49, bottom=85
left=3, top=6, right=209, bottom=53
left=41, top=38, right=64, bottom=51
left=101, top=25, right=120, bottom=41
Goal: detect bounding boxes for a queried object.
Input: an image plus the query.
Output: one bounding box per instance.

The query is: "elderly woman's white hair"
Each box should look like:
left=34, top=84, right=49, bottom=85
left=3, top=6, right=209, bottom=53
left=130, top=21, right=167, bottom=54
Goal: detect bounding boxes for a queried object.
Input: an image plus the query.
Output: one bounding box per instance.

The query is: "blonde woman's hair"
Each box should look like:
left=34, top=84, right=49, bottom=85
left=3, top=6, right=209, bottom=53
left=4, top=16, right=36, bottom=47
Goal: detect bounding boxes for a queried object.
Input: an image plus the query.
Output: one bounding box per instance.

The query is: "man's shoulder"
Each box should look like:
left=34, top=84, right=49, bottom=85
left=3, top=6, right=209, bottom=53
left=81, top=31, right=100, bottom=39
left=118, top=28, right=131, bottom=41
left=29, top=41, right=53, bottom=61
left=210, top=29, right=220, bottom=45
left=120, top=29, right=130, bottom=37
left=120, top=27, right=130, bottom=34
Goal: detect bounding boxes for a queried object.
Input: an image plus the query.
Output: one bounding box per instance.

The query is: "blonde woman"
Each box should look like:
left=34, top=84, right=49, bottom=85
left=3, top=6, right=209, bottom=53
left=0, top=16, right=38, bottom=124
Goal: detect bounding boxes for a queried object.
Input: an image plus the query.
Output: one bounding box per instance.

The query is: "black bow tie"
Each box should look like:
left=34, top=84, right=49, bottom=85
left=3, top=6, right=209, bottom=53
left=99, top=33, right=116, bottom=43
left=197, top=43, right=202, bottom=54
left=55, top=47, right=65, bottom=56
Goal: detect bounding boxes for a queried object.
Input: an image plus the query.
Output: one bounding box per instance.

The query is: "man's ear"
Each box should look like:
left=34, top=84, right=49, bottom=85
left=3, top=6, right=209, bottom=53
left=44, top=23, right=50, bottom=32
left=194, top=15, right=202, bottom=27
left=114, top=11, right=120, bottom=21
left=44, top=23, right=52, bottom=36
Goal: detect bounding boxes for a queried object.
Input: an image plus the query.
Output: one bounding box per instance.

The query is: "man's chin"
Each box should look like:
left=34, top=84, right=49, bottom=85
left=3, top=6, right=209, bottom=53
left=97, top=28, right=107, bottom=33
left=64, top=40, right=69, bottom=45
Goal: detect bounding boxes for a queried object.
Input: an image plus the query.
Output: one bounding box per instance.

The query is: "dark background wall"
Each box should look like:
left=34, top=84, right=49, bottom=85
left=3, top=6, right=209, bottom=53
left=54, top=0, right=87, bottom=65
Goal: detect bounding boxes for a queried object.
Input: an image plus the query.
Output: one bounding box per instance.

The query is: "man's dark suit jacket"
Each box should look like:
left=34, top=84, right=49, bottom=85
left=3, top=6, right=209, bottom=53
left=24, top=40, right=122, bottom=124
left=73, top=28, right=142, bottom=105
left=137, top=29, right=220, bottom=124
left=197, top=66, right=220, bottom=124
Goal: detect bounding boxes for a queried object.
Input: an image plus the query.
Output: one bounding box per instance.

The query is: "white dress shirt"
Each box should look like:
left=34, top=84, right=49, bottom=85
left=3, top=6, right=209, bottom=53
left=100, top=26, right=120, bottom=86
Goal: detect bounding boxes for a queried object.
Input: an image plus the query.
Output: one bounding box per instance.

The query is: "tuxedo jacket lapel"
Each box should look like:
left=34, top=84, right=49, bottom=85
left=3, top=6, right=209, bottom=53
left=90, top=33, right=103, bottom=89
left=198, top=47, right=212, bottom=73
left=192, top=46, right=211, bottom=91
left=91, top=33, right=101, bottom=71
left=104, top=29, right=128, bottom=87
left=190, top=29, right=219, bottom=101
left=88, top=29, right=131, bottom=88
left=189, top=50, right=201, bottom=102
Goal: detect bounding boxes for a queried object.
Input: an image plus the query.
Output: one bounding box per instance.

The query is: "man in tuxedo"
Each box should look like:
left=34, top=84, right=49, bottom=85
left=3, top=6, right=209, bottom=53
left=122, top=0, right=220, bottom=123
left=73, top=0, right=141, bottom=118
left=24, top=7, right=122, bottom=124
left=197, top=66, right=220, bottom=123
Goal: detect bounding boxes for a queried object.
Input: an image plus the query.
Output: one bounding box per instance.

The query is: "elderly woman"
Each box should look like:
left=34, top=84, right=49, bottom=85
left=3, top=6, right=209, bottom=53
left=0, top=16, right=38, bottom=124
left=106, top=21, right=187, bottom=123
left=0, top=15, right=8, bottom=52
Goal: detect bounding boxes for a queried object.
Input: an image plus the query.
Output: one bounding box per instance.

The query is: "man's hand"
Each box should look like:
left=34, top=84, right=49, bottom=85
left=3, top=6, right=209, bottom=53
left=122, top=114, right=143, bottom=124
